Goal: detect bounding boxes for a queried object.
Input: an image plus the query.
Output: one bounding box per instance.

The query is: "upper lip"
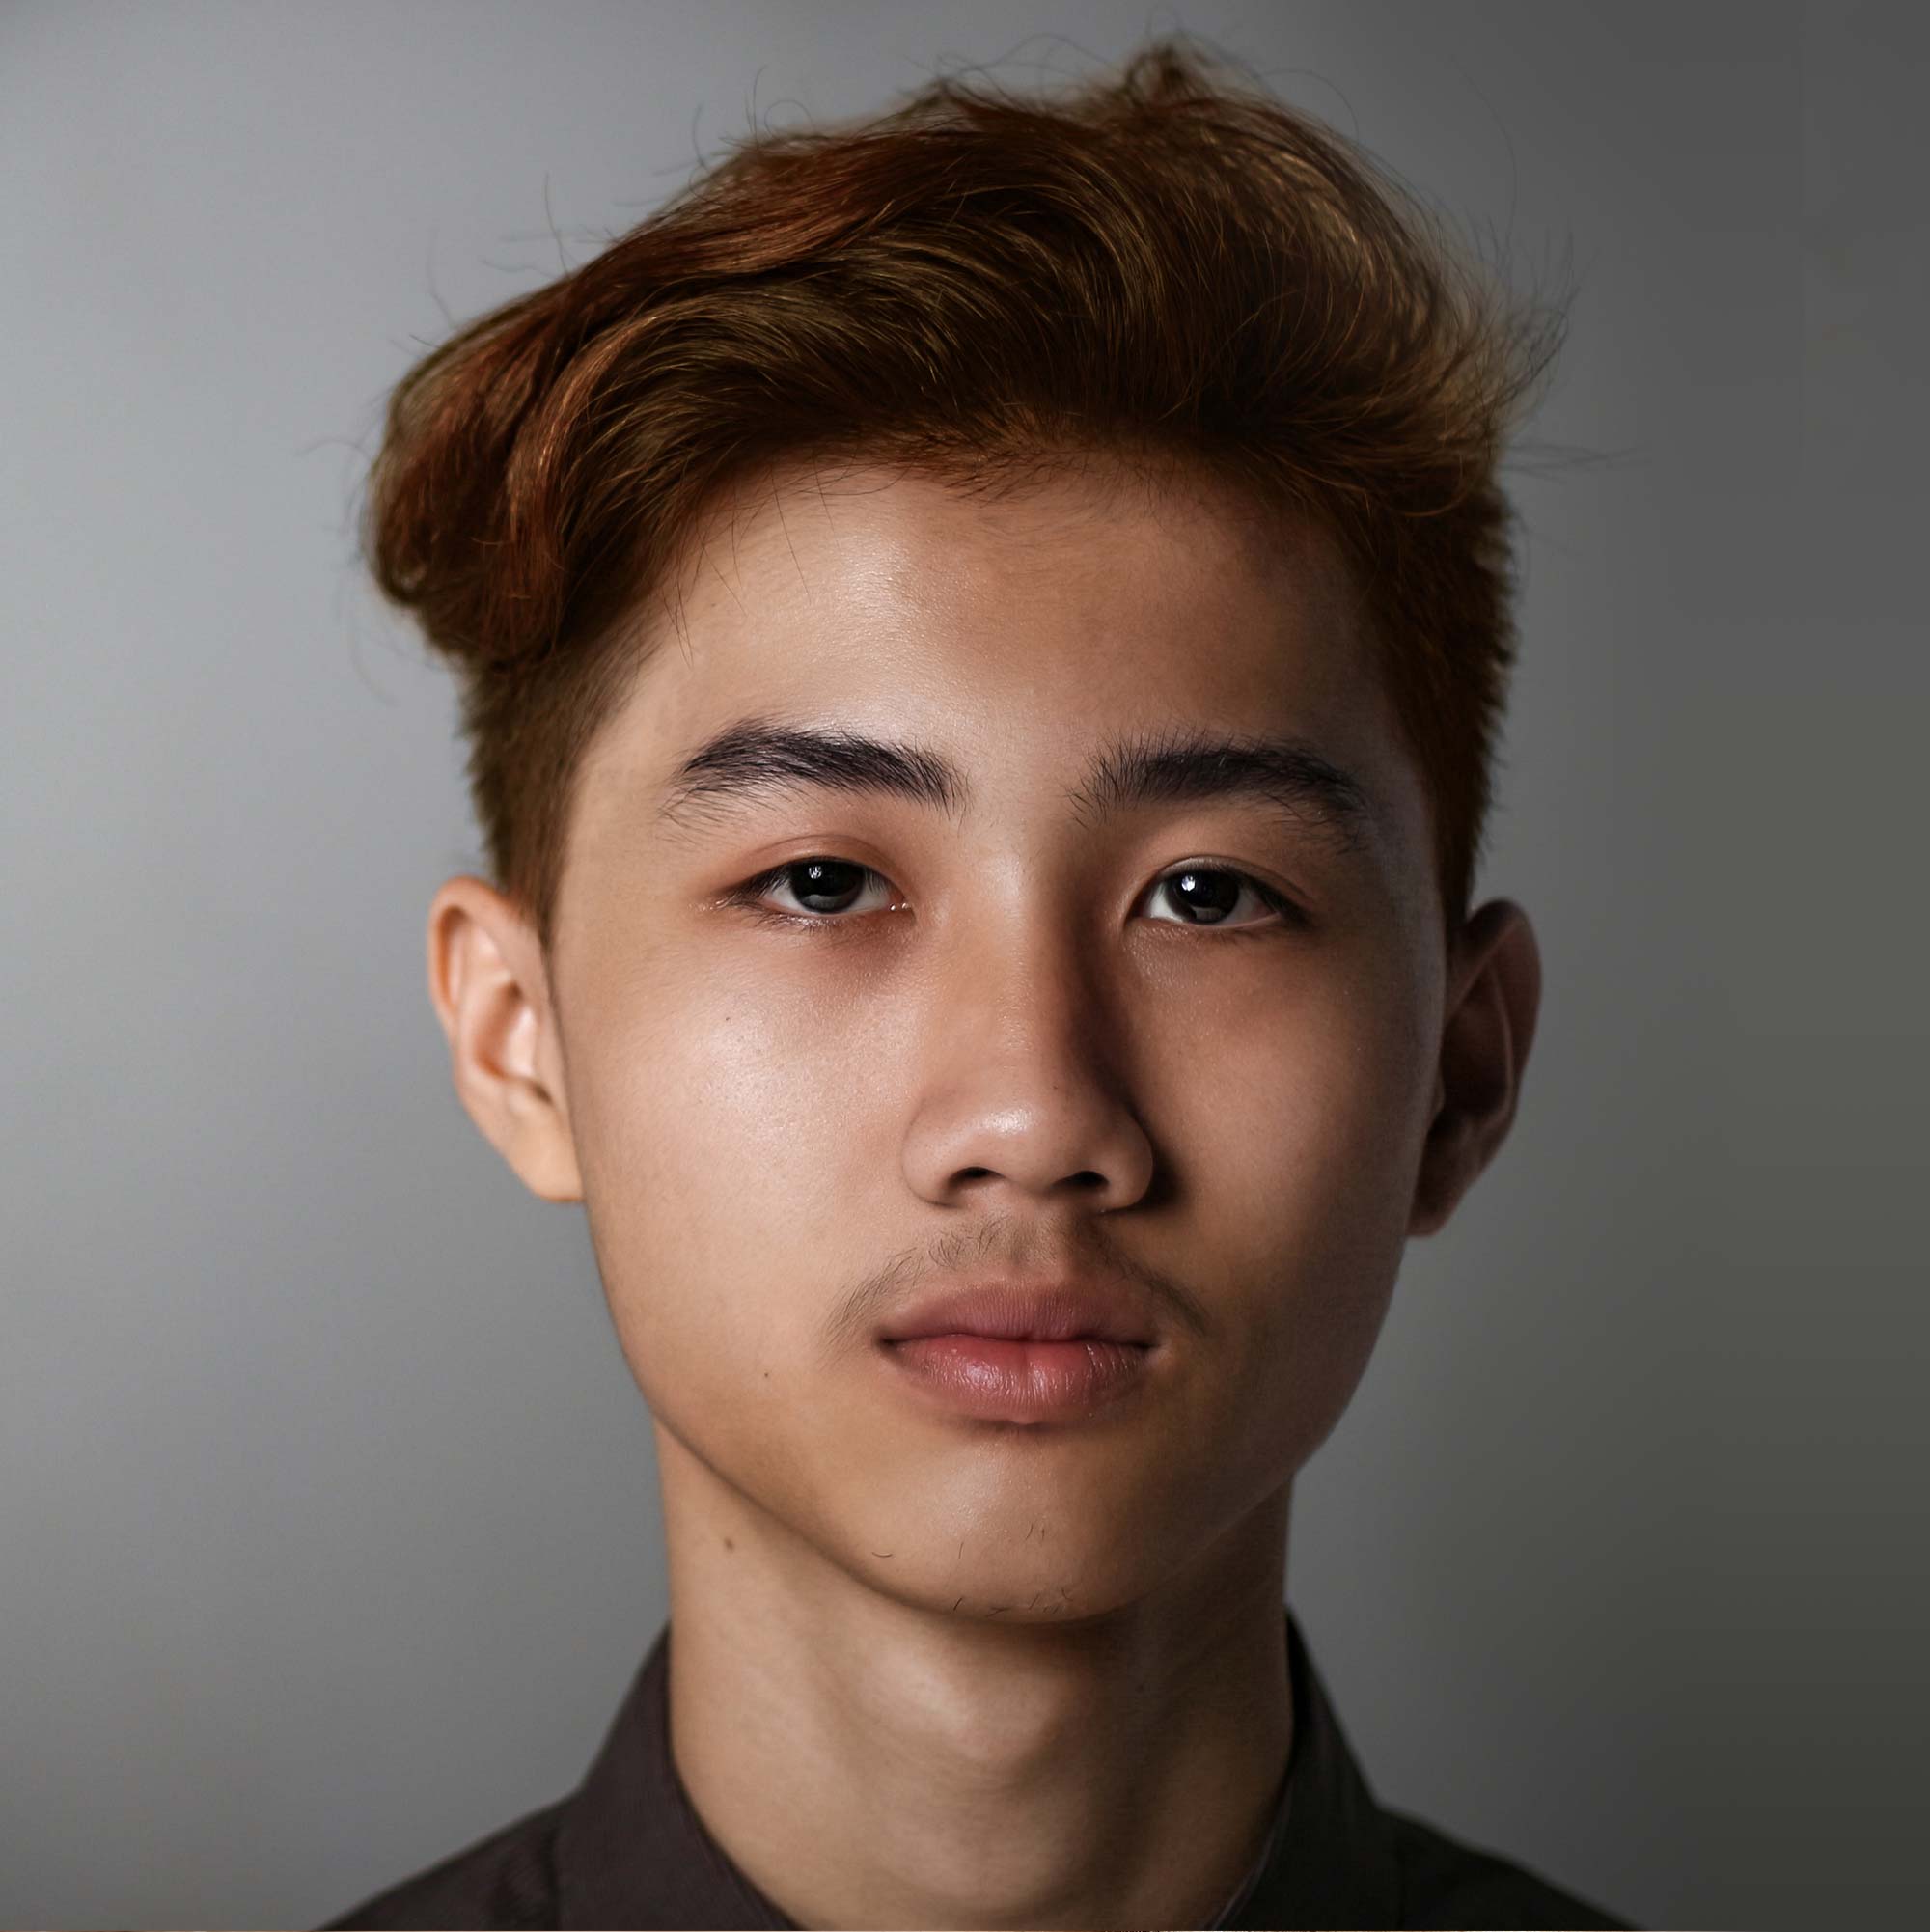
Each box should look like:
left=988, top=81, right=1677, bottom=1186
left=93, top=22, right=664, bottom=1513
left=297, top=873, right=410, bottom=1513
left=878, top=1279, right=1156, bottom=1347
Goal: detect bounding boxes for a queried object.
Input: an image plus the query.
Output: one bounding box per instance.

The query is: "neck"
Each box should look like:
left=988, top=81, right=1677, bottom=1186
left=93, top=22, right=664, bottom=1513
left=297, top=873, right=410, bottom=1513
left=654, top=1422, right=1295, bottom=1930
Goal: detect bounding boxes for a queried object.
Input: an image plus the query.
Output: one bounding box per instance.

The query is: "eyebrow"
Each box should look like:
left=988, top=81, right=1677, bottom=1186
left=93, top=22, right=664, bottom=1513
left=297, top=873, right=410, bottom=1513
left=657, top=715, right=1385, bottom=854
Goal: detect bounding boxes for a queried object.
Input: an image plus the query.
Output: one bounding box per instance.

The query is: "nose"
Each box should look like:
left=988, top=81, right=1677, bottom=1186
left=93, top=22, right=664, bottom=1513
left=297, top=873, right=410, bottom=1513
left=898, top=915, right=1156, bottom=1211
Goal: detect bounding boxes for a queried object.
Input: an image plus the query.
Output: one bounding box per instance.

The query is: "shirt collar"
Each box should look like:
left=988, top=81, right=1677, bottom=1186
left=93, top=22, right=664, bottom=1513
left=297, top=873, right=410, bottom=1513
left=554, top=1604, right=1400, bottom=1929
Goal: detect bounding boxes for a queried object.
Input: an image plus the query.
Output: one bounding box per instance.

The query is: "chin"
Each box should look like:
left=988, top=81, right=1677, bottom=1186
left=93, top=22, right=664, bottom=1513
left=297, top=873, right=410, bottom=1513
left=824, top=1466, right=1207, bottom=1625
left=859, top=1541, right=1155, bottom=1626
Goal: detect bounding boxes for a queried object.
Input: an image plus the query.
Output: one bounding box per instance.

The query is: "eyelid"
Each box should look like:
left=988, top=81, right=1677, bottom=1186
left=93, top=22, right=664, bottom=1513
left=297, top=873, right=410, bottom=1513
left=725, top=856, right=1305, bottom=931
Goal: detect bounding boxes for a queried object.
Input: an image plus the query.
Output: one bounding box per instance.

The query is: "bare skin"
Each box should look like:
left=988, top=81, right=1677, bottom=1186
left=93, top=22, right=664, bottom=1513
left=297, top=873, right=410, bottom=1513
left=424, top=456, right=1540, bottom=1929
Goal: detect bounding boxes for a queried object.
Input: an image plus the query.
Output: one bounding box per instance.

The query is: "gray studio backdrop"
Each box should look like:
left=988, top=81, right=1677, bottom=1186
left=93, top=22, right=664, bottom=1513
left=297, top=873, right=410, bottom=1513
left=3, top=3, right=1922, bottom=1926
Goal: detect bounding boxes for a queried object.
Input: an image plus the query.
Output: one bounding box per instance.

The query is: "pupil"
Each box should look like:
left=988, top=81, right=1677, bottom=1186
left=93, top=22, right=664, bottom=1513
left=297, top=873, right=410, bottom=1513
left=791, top=859, right=866, bottom=911
left=1172, top=869, right=1237, bottom=923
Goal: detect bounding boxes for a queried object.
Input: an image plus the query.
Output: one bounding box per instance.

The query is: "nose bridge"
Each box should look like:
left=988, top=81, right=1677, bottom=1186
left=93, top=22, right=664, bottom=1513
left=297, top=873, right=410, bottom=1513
left=972, top=890, right=1094, bottom=1039
left=944, top=862, right=1117, bottom=1063
left=902, top=887, right=1153, bottom=1205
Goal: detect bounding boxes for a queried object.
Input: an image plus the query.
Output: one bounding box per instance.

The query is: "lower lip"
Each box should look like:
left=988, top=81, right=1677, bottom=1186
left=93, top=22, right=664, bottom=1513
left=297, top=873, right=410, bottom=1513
left=879, top=1334, right=1154, bottom=1423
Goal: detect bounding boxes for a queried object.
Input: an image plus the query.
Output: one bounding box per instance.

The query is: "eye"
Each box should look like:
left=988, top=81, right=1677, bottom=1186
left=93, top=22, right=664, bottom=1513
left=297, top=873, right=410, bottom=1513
left=1143, top=865, right=1302, bottom=931
left=723, top=857, right=1303, bottom=933
left=729, top=858, right=897, bottom=924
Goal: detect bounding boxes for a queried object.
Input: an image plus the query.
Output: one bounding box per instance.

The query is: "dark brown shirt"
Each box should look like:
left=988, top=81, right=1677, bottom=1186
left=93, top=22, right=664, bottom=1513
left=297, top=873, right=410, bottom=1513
left=318, top=1608, right=1630, bottom=1929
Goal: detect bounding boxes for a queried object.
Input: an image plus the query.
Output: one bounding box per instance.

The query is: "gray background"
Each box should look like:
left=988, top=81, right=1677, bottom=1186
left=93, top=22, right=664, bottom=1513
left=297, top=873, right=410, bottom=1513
left=2, top=3, right=1921, bottom=1926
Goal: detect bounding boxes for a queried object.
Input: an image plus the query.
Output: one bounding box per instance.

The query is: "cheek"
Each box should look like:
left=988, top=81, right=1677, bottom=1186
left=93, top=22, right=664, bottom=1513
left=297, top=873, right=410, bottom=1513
left=565, top=964, right=873, bottom=1413
left=1167, top=938, right=1432, bottom=1218
left=1162, top=954, right=1432, bottom=1457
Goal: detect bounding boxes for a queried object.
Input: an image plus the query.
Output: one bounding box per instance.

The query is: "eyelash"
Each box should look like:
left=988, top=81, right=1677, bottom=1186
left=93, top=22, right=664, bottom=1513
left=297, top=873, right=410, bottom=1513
left=720, top=858, right=1306, bottom=937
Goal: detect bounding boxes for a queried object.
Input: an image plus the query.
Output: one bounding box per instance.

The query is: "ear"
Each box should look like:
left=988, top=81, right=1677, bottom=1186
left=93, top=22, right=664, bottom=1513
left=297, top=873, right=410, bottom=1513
left=425, top=875, right=584, bottom=1204
left=1408, top=897, right=1542, bottom=1238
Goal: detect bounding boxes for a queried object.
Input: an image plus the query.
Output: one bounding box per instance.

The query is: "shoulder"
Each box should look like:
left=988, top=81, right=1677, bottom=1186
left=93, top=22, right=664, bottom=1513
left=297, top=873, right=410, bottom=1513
left=314, top=1797, right=567, bottom=1930
left=1383, top=1806, right=1635, bottom=1930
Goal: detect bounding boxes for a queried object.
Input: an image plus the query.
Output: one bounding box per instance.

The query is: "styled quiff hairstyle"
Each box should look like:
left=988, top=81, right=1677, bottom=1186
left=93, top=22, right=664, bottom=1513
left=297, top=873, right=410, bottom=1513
left=363, top=40, right=1567, bottom=957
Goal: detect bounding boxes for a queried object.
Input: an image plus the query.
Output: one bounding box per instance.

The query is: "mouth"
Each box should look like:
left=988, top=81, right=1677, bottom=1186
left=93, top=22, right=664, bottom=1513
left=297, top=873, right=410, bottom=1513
left=876, top=1279, right=1158, bottom=1350
left=871, top=1274, right=1163, bottom=1422
left=877, top=1332, right=1156, bottom=1424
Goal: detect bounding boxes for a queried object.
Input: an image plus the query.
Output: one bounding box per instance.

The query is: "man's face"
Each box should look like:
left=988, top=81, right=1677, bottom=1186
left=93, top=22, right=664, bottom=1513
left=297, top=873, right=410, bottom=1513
left=541, top=457, right=1448, bottom=1621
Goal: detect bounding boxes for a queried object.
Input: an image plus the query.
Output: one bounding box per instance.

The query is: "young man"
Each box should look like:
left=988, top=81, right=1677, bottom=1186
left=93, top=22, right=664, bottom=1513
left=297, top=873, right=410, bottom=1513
left=321, top=41, right=1628, bottom=1932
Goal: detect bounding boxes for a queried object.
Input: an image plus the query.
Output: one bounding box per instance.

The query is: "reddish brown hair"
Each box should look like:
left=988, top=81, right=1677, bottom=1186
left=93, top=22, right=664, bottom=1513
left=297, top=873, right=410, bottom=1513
left=362, top=40, right=1568, bottom=956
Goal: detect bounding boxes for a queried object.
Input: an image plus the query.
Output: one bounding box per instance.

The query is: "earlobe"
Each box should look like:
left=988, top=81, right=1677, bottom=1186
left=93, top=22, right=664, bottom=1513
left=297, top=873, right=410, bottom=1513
left=1407, top=898, right=1541, bottom=1238
left=426, top=876, right=585, bottom=1204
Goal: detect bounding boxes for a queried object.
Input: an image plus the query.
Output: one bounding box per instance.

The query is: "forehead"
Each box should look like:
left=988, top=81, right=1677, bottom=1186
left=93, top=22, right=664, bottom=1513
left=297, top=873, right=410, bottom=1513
left=575, top=456, right=1427, bottom=861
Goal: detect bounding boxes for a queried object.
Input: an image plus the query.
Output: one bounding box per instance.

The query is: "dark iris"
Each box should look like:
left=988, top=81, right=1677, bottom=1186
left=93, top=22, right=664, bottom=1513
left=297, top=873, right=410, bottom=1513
left=1163, top=869, right=1242, bottom=925
left=784, top=858, right=869, bottom=913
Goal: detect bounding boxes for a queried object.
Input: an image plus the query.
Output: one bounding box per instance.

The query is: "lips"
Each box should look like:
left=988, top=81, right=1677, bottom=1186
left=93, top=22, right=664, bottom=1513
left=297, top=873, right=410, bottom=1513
left=882, top=1333, right=1153, bottom=1422
left=876, top=1279, right=1157, bottom=1348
